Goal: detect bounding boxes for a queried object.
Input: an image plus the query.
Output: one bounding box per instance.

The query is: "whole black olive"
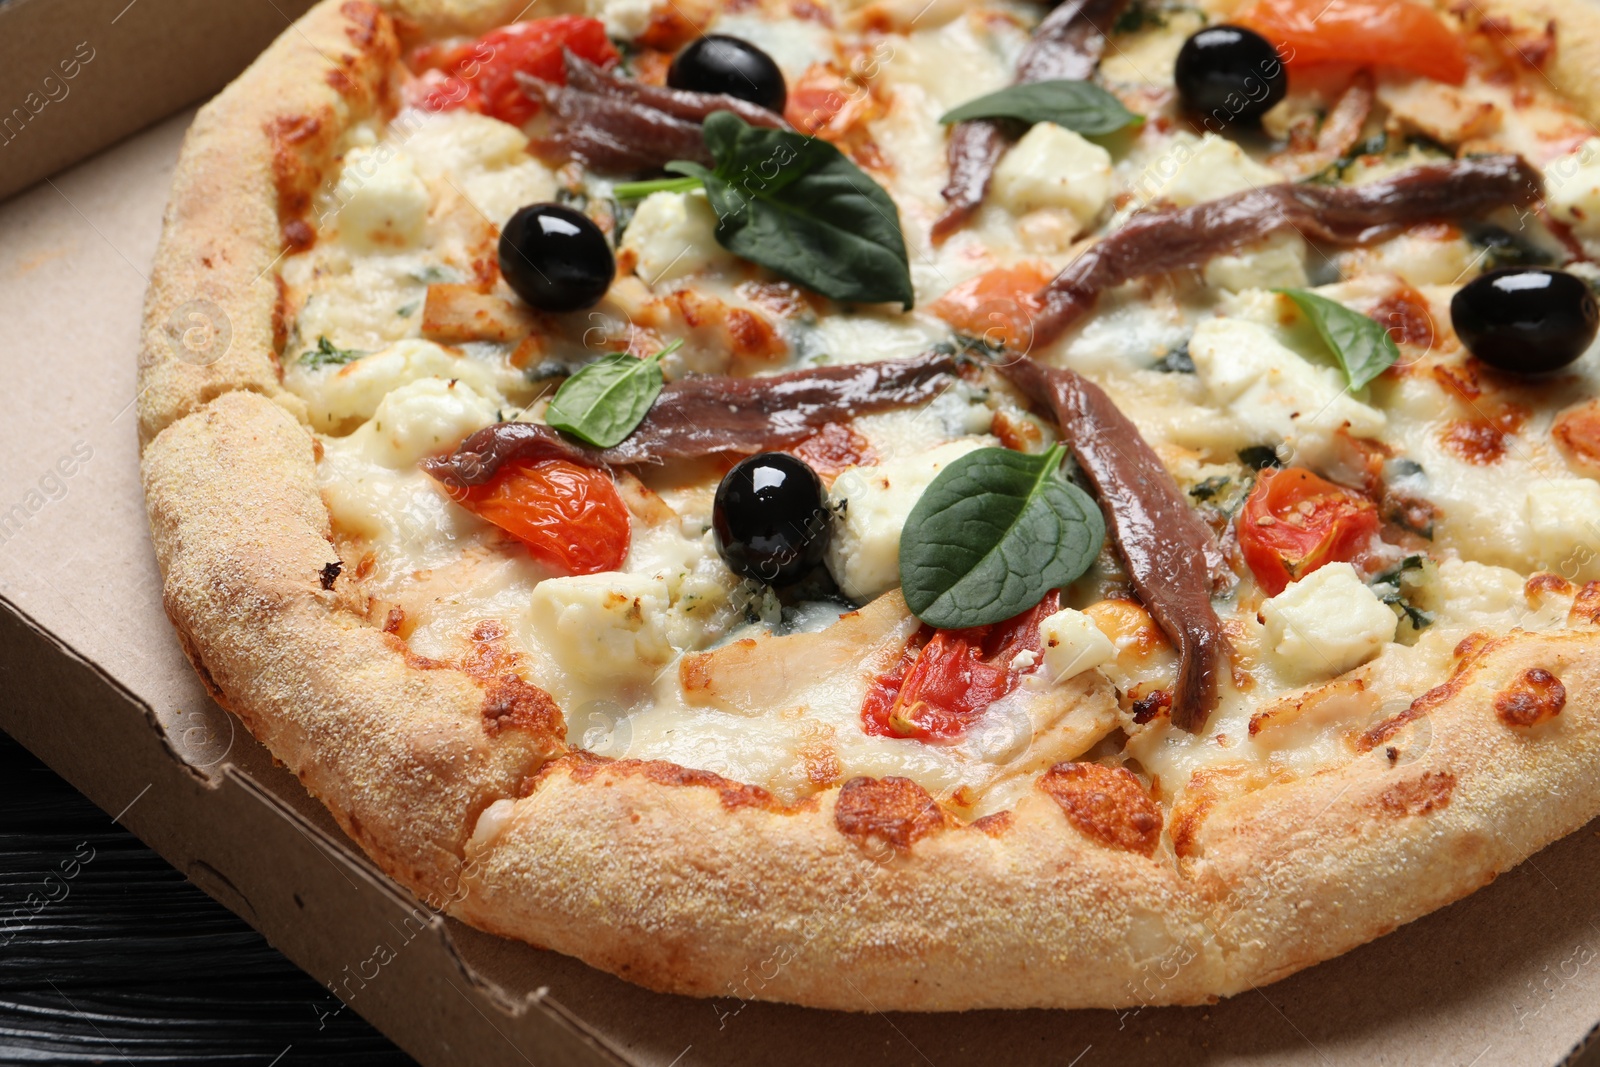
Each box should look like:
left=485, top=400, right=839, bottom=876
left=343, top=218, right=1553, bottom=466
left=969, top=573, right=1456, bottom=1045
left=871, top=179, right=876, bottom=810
left=713, top=453, right=830, bottom=586
left=498, top=203, right=614, bottom=313
left=1174, top=25, right=1287, bottom=124
left=668, top=35, right=787, bottom=115
left=1451, top=267, right=1599, bottom=374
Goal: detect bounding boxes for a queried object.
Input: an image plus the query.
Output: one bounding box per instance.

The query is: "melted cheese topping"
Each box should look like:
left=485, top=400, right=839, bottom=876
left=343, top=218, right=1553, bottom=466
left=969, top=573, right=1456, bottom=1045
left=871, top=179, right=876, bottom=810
left=279, top=0, right=1600, bottom=817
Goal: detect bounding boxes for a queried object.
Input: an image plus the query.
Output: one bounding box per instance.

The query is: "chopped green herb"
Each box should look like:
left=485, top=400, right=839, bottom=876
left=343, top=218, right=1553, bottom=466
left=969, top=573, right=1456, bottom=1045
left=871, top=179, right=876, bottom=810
left=1370, top=555, right=1434, bottom=632
left=1238, top=446, right=1281, bottom=471
left=299, top=336, right=362, bottom=369
left=1154, top=342, right=1195, bottom=374
left=1189, top=475, right=1231, bottom=502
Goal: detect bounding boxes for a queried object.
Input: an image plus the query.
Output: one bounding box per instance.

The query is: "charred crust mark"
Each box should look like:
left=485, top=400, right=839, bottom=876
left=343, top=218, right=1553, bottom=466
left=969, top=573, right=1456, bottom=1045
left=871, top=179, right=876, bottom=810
left=1038, top=763, right=1162, bottom=857
left=340, top=0, right=381, bottom=46
left=282, top=218, right=315, bottom=253
left=271, top=275, right=291, bottom=366
left=833, top=776, right=952, bottom=852
left=1386, top=746, right=1400, bottom=764
left=560, top=751, right=777, bottom=810
left=968, top=810, right=1014, bottom=838
left=1494, top=668, right=1566, bottom=727
left=1375, top=771, right=1456, bottom=817
left=1527, top=572, right=1575, bottom=604
left=267, top=111, right=330, bottom=252
left=385, top=622, right=565, bottom=744
left=1358, top=635, right=1498, bottom=751
left=462, top=622, right=563, bottom=739
left=318, top=560, right=342, bottom=590
left=1572, top=581, right=1600, bottom=625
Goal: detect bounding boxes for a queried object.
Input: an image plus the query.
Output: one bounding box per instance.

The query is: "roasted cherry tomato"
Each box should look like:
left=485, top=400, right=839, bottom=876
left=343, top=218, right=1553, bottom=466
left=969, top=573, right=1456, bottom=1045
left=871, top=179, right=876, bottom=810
left=1236, top=0, right=1468, bottom=85
left=453, top=458, right=630, bottom=575
left=927, top=262, right=1054, bottom=353
left=1236, top=467, right=1379, bottom=596
left=408, top=17, right=620, bottom=125
left=861, top=592, right=1059, bottom=740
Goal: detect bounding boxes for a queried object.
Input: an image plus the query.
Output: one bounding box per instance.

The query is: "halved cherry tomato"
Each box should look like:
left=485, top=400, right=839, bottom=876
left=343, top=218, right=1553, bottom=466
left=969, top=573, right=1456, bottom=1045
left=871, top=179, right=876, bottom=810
left=861, top=592, right=1060, bottom=741
left=1237, top=0, right=1468, bottom=85
left=453, top=459, right=630, bottom=575
left=407, top=17, right=620, bottom=124
left=1236, top=467, right=1379, bottom=596
left=927, top=263, right=1055, bottom=353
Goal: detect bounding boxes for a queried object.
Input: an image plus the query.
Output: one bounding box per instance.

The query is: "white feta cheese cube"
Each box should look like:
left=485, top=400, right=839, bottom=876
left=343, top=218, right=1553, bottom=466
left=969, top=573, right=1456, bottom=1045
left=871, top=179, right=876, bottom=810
left=1419, top=558, right=1528, bottom=627
left=1038, top=608, right=1116, bottom=683
left=1526, top=477, right=1600, bottom=578
left=1202, top=232, right=1309, bottom=292
left=355, top=377, right=498, bottom=468
left=301, top=339, right=505, bottom=432
left=586, top=0, right=656, bottom=38
left=991, top=122, right=1113, bottom=234
left=620, top=191, right=735, bottom=286
left=401, top=111, right=557, bottom=227
left=530, top=572, right=675, bottom=685
left=1543, top=138, right=1600, bottom=242
left=825, top=438, right=989, bottom=601
left=1130, top=132, right=1282, bottom=209
left=335, top=147, right=429, bottom=251
left=1261, top=563, right=1397, bottom=683
left=1189, top=316, right=1386, bottom=469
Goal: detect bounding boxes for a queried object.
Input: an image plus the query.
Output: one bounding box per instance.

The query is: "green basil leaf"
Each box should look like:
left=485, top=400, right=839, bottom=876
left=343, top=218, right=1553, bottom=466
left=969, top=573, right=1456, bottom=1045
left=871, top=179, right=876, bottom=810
left=299, top=336, right=363, bottom=369
left=939, top=80, right=1142, bottom=135
left=545, top=339, right=680, bottom=448
left=899, top=445, right=1105, bottom=629
left=668, top=112, right=915, bottom=310
left=1275, top=288, right=1399, bottom=391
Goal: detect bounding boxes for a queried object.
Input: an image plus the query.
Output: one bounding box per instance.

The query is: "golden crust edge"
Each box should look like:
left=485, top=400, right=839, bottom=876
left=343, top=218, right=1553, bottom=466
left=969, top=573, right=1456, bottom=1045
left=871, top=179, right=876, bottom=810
left=135, top=0, right=1600, bottom=1011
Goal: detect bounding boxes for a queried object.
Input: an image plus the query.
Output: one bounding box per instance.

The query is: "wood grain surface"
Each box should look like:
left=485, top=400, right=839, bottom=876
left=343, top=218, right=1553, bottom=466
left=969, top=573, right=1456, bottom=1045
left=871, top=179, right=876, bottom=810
left=0, top=730, right=415, bottom=1065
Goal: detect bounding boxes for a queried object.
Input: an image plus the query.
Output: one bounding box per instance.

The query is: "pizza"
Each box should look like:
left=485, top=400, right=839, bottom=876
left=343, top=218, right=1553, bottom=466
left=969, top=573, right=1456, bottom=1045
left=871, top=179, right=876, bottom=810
left=139, top=0, right=1600, bottom=1010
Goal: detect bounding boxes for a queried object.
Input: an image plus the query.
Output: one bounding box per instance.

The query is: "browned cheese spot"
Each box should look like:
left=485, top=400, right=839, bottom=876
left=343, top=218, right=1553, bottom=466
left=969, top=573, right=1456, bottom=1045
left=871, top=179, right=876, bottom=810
left=833, top=776, right=951, bottom=852
left=1494, top=668, right=1566, bottom=727
left=1038, top=763, right=1162, bottom=856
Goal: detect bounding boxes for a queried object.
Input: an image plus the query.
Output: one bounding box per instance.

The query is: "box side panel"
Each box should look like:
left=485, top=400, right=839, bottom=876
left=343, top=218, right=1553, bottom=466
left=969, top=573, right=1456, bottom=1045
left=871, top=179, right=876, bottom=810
left=0, top=0, right=316, bottom=201
left=0, top=600, right=624, bottom=1067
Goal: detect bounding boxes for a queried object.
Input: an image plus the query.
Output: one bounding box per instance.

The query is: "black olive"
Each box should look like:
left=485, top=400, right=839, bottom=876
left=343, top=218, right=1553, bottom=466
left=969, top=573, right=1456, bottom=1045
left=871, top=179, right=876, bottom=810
left=1174, top=25, right=1287, bottom=124
left=713, top=453, right=830, bottom=586
left=1451, top=267, right=1599, bottom=374
left=668, top=35, right=787, bottom=114
left=498, top=203, right=614, bottom=313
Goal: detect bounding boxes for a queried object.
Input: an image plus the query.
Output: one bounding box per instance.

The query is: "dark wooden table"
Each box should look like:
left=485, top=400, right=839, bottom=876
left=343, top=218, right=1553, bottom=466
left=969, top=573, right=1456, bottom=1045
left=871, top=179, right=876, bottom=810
left=0, top=730, right=415, bottom=1065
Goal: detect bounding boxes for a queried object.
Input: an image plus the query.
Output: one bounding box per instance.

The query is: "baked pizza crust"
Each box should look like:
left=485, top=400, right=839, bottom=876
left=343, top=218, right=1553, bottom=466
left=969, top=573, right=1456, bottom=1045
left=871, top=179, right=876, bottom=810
left=139, top=0, right=1600, bottom=1009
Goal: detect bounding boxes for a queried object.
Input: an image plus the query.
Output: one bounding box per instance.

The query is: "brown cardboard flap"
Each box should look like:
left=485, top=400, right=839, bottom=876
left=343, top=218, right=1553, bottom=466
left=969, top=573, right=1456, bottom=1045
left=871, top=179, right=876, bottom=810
left=3, top=79, right=1600, bottom=1067
left=0, top=0, right=315, bottom=202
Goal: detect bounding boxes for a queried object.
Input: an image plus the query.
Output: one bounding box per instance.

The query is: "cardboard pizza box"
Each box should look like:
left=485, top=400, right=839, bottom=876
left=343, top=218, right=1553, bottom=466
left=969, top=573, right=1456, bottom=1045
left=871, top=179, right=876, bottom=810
left=5, top=13, right=1600, bottom=1066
